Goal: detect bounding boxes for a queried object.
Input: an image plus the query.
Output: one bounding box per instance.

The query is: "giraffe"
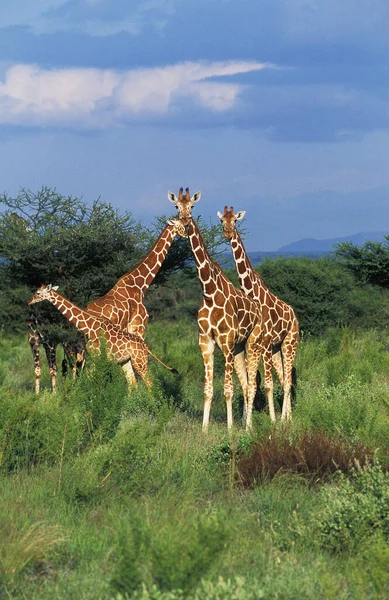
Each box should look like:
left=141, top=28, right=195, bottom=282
left=28, top=285, right=178, bottom=387
left=27, top=218, right=185, bottom=392
left=86, top=219, right=187, bottom=338
left=167, top=189, right=264, bottom=431
left=28, top=316, right=85, bottom=394
left=217, top=206, right=299, bottom=421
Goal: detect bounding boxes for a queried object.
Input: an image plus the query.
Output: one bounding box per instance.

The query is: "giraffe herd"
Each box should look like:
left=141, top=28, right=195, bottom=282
left=28, top=188, right=299, bottom=431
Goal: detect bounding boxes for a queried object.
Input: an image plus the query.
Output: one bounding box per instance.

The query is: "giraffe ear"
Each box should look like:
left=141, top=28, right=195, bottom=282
left=53, top=285, right=59, bottom=291
left=191, top=191, right=201, bottom=203
left=216, top=211, right=223, bottom=219
left=167, top=219, right=176, bottom=226
left=167, top=191, right=178, bottom=204
left=235, top=211, right=246, bottom=221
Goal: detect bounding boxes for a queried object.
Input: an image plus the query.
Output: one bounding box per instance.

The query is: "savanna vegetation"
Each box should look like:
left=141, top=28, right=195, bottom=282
left=1, top=188, right=389, bottom=598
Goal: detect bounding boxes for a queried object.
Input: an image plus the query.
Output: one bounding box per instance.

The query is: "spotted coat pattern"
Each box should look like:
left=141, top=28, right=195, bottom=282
left=29, top=285, right=162, bottom=387
left=168, top=188, right=264, bottom=431
left=219, top=206, right=299, bottom=421
left=86, top=220, right=186, bottom=338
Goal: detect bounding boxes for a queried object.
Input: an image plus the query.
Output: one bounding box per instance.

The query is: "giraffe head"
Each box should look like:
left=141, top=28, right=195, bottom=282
left=167, top=219, right=188, bottom=238
left=167, top=218, right=188, bottom=238
left=167, top=187, right=201, bottom=226
left=29, top=284, right=59, bottom=305
left=217, top=206, right=246, bottom=240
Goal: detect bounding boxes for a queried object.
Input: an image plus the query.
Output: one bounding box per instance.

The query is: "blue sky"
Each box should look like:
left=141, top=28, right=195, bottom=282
left=0, top=0, right=388, bottom=250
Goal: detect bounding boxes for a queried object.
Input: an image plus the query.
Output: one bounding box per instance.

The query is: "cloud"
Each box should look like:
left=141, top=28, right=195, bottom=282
left=0, top=60, right=270, bottom=127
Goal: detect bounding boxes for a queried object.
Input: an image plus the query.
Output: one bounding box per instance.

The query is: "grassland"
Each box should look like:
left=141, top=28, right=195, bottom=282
left=1, top=322, right=389, bottom=599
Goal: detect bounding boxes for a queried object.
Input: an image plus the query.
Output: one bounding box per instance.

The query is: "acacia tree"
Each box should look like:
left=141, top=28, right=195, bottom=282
left=335, top=239, right=389, bottom=288
left=0, top=187, right=224, bottom=335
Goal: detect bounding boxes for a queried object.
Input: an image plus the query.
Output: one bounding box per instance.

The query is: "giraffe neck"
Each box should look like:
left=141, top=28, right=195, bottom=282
left=48, top=290, right=98, bottom=335
left=187, top=220, right=218, bottom=297
left=123, top=224, right=177, bottom=293
left=230, top=230, right=267, bottom=296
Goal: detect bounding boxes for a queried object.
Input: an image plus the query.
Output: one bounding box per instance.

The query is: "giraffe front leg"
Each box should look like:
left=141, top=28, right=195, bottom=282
left=44, top=342, right=58, bottom=392
left=224, top=353, right=235, bottom=431
left=30, top=342, right=41, bottom=394
left=199, top=334, right=215, bottom=432
left=245, top=328, right=263, bottom=430
left=234, top=350, right=248, bottom=423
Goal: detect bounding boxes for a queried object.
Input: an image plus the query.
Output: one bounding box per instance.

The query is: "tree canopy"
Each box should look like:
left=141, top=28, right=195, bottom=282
left=0, top=187, right=224, bottom=334
left=335, top=238, right=389, bottom=288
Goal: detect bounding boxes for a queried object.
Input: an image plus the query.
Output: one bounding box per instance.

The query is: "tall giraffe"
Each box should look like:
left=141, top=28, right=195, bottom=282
left=167, top=189, right=264, bottom=431
left=29, top=285, right=178, bottom=387
left=29, top=219, right=185, bottom=392
left=217, top=206, right=299, bottom=421
left=86, top=219, right=187, bottom=338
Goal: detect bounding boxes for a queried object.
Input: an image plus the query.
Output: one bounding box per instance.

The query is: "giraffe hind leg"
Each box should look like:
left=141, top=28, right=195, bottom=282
left=280, top=329, right=299, bottom=421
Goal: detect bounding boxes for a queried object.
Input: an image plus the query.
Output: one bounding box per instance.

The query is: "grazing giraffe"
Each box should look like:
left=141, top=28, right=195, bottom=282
left=217, top=206, right=299, bottom=421
left=167, top=188, right=264, bottom=431
left=28, top=285, right=178, bottom=387
left=26, top=218, right=185, bottom=392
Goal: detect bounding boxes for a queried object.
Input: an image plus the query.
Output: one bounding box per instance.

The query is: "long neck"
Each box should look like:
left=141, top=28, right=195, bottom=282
left=48, top=290, right=97, bottom=335
left=230, top=230, right=265, bottom=294
left=187, top=220, right=218, bottom=297
left=124, top=224, right=176, bottom=293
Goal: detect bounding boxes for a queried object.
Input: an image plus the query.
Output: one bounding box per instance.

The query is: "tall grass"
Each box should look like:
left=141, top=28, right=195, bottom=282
left=1, top=325, right=389, bottom=598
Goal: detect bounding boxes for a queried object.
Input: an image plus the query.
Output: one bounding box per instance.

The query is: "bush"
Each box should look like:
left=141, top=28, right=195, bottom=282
left=236, top=430, right=374, bottom=486
left=111, top=509, right=230, bottom=597
left=319, top=463, right=389, bottom=552
left=68, top=340, right=129, bottom=446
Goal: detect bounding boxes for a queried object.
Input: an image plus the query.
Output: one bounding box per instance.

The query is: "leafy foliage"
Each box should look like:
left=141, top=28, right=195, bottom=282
left=319, top=464, right=389, bottom=552
left=256, top=255, right=389, bottom=335
left=336, top=237, right=389, bottom=287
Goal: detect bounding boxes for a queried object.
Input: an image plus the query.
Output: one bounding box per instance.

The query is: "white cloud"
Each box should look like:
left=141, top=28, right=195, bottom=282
left=0, top=60, right=273, bottom=127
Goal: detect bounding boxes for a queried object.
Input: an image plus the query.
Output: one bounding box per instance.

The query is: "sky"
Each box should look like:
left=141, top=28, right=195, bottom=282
left=0, top=0, right=388, bottom=251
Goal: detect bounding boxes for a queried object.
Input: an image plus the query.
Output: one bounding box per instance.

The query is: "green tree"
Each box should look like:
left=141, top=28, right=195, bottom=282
left=256, top=256, right=389, bottom=336
left=336, top=238, right=389, bottom=288
left=0, top=187, right=225, bottom=334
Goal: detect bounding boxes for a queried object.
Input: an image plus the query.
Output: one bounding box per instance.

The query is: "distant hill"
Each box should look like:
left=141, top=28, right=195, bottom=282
left=276, top=231, right=388, bottom=254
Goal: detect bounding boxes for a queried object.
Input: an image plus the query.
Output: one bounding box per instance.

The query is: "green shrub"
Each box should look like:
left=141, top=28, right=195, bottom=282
left=68, top=340, right=129, bottom=445
left=111, top=509, right=230, bottom=597
left=319, top=463, right=389, bottom=552
left=0, top=390, right=82, bottom=473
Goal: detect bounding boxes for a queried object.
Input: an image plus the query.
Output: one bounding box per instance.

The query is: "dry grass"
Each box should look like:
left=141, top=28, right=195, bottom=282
left=0, top=520, right=67, bottom=583
left=236, top=430, right=375, bottom=487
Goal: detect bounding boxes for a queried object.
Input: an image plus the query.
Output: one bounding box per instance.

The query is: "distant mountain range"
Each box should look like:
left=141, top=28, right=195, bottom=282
left=242, top=231, right=389, bottom=267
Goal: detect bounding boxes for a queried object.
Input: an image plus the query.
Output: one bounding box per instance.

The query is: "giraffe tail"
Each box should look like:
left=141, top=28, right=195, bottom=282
left=147, top=349, right=179, bottom=375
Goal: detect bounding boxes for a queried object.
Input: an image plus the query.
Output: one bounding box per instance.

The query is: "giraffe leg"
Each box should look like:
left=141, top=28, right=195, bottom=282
left=223, top=353, right=235, bottom=430
left=272, top=350, right=284, bottom=387
left=29, top=337, right=41, bottom=394
left=281, top=329, right=299, bottom=421
left=245, top=326, right=263, bottom=430
left=44, top=342, right=58, bottom=392
left=234, top=351, right=248, bottom=422
left=199, top=334, right=215, bottom=432
left=263, top=348, right=276, bottom=422
left=122, top=360, right=137, bottom=387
